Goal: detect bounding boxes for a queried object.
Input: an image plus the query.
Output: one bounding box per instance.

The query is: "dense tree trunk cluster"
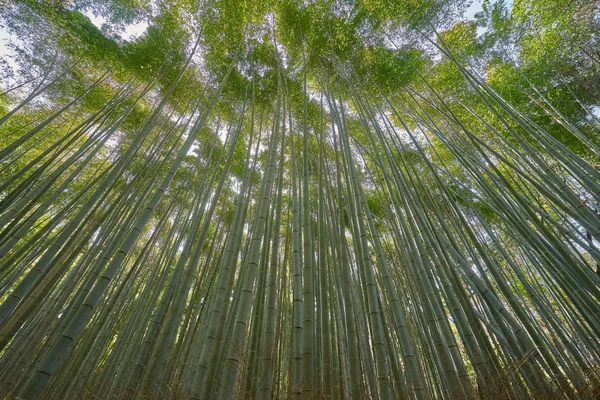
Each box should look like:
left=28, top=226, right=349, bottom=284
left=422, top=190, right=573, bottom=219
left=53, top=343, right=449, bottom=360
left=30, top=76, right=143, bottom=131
left=1, top=0, right=600, bottom=399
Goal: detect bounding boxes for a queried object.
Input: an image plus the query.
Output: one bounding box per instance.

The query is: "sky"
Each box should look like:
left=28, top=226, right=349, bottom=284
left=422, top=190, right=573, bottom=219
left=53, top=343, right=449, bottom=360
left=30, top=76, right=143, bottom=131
left=82, top=10, right=149, bottom=42
left=465, top=0, right=485, bottom=20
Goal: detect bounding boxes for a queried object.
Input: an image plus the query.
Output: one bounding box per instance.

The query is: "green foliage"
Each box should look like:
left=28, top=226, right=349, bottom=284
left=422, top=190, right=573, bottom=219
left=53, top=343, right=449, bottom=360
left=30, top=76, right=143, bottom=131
left=359, top=46, right=426, bottom=94
left=2, top=1, right=600, bottom=399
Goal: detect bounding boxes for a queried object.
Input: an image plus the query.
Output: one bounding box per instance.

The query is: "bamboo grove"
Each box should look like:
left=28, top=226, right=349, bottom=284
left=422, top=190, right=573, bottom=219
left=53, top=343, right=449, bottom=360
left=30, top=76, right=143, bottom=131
left=1, top=0, right=600, bottom=399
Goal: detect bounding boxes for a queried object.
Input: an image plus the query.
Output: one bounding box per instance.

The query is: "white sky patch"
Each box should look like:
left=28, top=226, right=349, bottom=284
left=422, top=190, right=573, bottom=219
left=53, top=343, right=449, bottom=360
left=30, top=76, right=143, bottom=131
left=463, top=0, right=488, bottom=37
left=464, top=0, right=515, bottom=37
left=464, top=0, right=484, bottom=20
left=81, top=9, right=148, bottom=42
left=216, top=124, right=230, bottom=143
left=82, top=10, right=107, bottom=29
left=187, top=142, right=199, bottom=156
left=192, top=45, right=208, bottom=77
left=122, top=21, right=149, bottom=41
left=0, top=26, right=24, bottom=89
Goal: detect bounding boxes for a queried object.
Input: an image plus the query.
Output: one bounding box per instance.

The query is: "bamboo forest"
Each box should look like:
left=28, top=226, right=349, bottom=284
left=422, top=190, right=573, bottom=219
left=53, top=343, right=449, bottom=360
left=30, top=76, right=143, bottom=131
left=1, top=0, right=600, bottom=398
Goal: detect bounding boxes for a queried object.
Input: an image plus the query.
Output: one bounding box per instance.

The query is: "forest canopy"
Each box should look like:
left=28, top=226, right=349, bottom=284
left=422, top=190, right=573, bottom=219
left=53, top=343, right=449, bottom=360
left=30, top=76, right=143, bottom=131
left=1, top=0, right=600, bottom=399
